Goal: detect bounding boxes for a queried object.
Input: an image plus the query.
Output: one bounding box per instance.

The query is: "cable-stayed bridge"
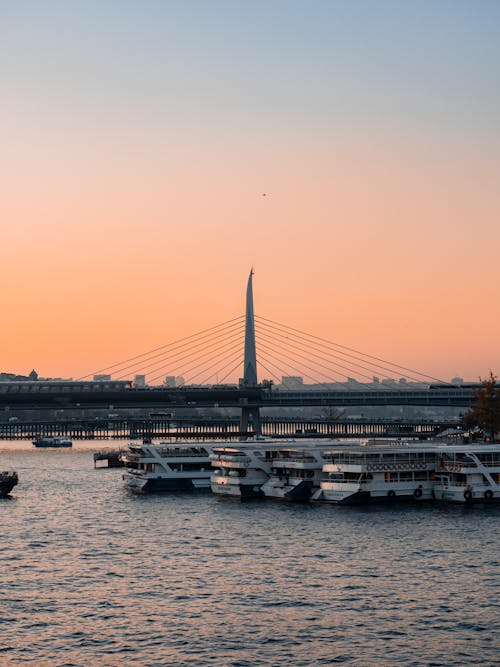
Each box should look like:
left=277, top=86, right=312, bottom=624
left=0, top=272, right=479, bottom=427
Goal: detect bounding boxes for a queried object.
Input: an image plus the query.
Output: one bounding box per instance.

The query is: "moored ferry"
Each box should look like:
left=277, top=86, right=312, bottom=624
left=312, top=440, right=439, bottom=504
left=210, top=440, right=350, bottom=499
left=122, top=440, right=215, bottom=493
left=261, top=443, right=358, bottom=501
left=210, top=444, right=269, bottom=498
left=433, top=444, right=500, bottom=504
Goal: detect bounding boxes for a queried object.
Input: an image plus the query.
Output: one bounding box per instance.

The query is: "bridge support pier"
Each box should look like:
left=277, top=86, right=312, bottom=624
left=240, top=406, right=261, bottom=437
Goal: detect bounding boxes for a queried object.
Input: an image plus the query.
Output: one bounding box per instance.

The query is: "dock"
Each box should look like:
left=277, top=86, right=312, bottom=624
left=93, top=449, right=125, bottom=468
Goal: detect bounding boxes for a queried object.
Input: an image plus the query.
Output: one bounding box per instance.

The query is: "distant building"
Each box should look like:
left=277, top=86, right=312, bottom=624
left=94, top=374, right=111, bottom=381
left=0, top=371, right=39, bottom=382
left=134, top=375, right=146, bottom=388
left=282, top=376, right=304, bottom=389
left=164, top=376, right=176, bottom=387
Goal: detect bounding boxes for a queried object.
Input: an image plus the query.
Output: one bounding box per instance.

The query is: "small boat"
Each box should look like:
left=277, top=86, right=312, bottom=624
left=33, top=436, right=72, bottom=448
left=0, top=470, right=18, bottom=497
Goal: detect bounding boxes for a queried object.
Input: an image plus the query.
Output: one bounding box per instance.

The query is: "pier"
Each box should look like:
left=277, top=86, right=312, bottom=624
left=0, top=416, right=461, bottom=441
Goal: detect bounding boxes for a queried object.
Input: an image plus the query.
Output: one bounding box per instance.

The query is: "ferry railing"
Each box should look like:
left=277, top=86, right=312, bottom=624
left=154, top=449, right=210, bottom=458
left=272, top=455, right=319, bottom=464
left=329, top=455, right=438, bottom=467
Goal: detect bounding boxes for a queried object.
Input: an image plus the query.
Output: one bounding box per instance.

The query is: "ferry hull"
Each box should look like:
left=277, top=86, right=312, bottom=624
left=124, top=474, right=211, bottom=494
left=314, top=486, right=432, bottom=505
left=210, top=479, right=264, bottom=498
left=433, top=488, right=500, bottom=504
left=262, top=480, right=314, bottom=502
left=33, top=440, right=72, bottom=448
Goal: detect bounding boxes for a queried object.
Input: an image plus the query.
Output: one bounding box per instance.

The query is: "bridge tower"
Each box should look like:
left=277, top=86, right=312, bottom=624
left=240, top=269, right=261, bottom=435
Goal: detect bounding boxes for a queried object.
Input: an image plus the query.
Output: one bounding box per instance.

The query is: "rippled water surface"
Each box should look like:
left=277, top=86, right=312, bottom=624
left=1, top=440, right=499, bottom=666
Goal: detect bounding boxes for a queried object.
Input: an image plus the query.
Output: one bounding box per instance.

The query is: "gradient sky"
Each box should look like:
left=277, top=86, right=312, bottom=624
left=1, top=0, right=499, bottom=382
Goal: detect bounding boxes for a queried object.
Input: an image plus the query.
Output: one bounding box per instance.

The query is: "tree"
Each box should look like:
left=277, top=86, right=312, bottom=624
left=463, top=372, right=500, bottom=442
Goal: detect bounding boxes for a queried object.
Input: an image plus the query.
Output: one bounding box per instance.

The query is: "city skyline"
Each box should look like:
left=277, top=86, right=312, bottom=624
left=2, top=1, right=499, bottom=381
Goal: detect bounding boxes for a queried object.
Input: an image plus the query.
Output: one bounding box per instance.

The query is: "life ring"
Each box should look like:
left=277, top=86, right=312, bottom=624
left=464, top=489, right=473, bottom=501
left=387, top=490, right=396, bottom=498
left=413, top=487, right=423, bottom=499
left=484, top=489, right=493, bottom=501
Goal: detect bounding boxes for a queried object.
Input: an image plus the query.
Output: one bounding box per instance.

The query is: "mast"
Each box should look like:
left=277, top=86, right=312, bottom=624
left=240, top=269, right=261, bottom=436
left=243, top=268, right=258, bottom=385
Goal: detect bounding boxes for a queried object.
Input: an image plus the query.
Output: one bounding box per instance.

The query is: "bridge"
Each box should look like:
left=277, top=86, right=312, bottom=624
left=0, top=381, right=479, bottom=410
left=1, top=271, right=479, bottom=434
left=0, top=416, right=462, bottom=442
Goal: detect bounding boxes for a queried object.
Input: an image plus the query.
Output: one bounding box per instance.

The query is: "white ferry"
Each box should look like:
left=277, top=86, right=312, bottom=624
left=312, top=440, right=439, bottom=504
left=210, top=440, right=348, bottom=499
left=261, top=443, right=358, bottom=501
left=122, top=440, right=215, bottom=493
left=433, top=444, right=500, bottom=504
left=210, top=444, right=269, bottom=498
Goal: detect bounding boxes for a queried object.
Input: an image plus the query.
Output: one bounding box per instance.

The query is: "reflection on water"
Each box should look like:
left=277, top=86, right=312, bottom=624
left=1, top=441, right=499, bottom=666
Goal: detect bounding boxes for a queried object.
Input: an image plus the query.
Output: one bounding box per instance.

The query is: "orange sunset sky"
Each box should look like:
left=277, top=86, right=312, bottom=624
left=1, top=1, right=499, bottom=383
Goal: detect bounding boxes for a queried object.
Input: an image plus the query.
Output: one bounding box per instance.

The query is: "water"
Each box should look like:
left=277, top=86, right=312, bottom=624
left=1, top=440, right=499, bottom=667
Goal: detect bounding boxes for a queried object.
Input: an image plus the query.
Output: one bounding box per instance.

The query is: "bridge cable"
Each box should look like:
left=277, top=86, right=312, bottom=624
left=78, top=315, right=245, bottom=380
left=255, top=328, right=391, bottom=385
left=255, top=317, right=425, bottom=384
left=114, top=323, right=245, bottom=381
left=255, top=315, right=450, bottom=385
left=256, top=337, right=354, bottom=385
left=254, top=324, right=422, bottom=387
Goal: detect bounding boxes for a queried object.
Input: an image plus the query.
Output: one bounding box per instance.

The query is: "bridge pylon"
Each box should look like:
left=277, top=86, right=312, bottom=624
left=240, top=269, right=261, bottom=436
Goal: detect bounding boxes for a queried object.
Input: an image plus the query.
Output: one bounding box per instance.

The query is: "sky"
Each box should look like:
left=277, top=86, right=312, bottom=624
left=1, top=0, right=499, bottom=383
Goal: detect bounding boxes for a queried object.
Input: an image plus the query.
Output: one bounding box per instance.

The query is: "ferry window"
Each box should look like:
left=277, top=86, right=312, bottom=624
left=415, top=472, right=428, bottom=481
left=399, top=472, right=413, bottom=481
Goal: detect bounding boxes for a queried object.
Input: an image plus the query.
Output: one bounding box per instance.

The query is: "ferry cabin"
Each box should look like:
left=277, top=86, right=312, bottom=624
left=312, top=442, right=439, bottom=504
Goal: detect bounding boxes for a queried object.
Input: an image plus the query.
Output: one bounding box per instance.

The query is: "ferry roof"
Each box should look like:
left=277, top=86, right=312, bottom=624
left=323, top=441, right=500, bottom=456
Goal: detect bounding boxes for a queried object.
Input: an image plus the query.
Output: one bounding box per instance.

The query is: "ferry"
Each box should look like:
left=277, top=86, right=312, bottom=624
left=0, top=470, right=18, bottom=497
left=433, top=444, right=500, bottom=504
left=311, top=440, right=439, bottom=504
left=261, top=443, right=357, bottom=501
left=210, top=445, right=266, bottom=498
left=121, top=440, right=214, bottom=493
left=33, top=436, right=72, bottom=448
left=210, top=440, right=347, bottom=499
